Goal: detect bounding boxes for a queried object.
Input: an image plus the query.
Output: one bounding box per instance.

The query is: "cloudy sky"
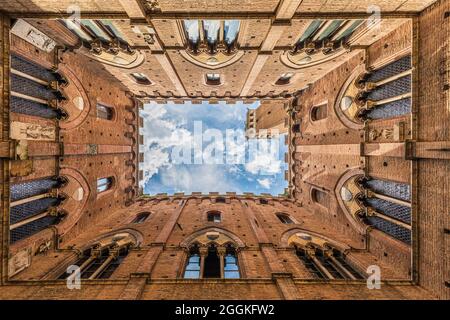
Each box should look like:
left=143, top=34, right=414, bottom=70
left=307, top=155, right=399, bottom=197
left=139, top=101, right=288, bottom=196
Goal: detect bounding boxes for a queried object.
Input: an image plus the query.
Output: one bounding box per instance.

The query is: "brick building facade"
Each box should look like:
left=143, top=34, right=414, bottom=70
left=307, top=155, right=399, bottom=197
left=0, top=0, right=448, bottom=300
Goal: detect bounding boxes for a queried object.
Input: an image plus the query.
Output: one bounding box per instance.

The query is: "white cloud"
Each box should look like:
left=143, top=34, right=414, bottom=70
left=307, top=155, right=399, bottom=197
left=257, top=178, right=272, bottom=189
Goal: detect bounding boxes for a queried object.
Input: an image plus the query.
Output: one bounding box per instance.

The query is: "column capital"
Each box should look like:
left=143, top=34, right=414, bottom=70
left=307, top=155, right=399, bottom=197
left=217, top=246, right=226, bottom=256
left=199, top=247, right=209, bottom=257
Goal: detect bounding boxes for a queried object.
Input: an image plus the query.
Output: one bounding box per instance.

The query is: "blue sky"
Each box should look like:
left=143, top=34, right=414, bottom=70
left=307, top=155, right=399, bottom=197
left=139, top=101, right=288, bottom=196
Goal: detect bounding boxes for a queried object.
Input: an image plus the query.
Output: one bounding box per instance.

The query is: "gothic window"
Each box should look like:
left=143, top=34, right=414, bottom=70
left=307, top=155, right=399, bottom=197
left=276, top=213, right=294, bottom=224
left=293, top=20, right=364, bottom=55
left=310, top=103, right=328, bottom=121
left=207, top=211, right=221, bottom=223
left=80, top=19, right=112, bottom=42
left=224, top=246, right=240, bottom=279
left=96, top=103, right=114, bottom=120
left=58, top=233, right=135, bottom=280
left=275, top=72, right=294, bottom=85
left=295, top=245, right=364, bottom=280
left=10, top=54, right=65, bottom=119
left=97, top=177, right=113, bottom=193
left=10, top=177, right=66, bottom=243
left=130, top=72, right=151, bottom=85
left=10, top=177, right=62, bottom=202
left=132, top=212, right=150, bottom=224
left=183, top=240, right=240, bottom=279
left=311, top=188, right=329, bottom=208
left=296, top=247, right=325, bottom=279
left=183, top=20, right=240, bottom=54
left=356, top=55, right=412, bottom=121
left=203, top=245, right=221, bottom=278
left=205, top=73, right=221, bottom=85
left=183, top=245, right=201, bottom=279
left=97, top=20, right=126, bottom=42
left=59, top=242, right=132, bottom=280
left=340, top=176, right=412, bottom=244
left=61, top=19, right=131, bottom=53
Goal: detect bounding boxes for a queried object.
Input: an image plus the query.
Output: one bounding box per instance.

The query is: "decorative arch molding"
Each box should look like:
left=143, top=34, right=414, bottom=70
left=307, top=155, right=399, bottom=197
left=180, top=49, right=244, bottom=70
left=56, top=167, right=91, bottom=235
left=58, top=64, right=91, bottom=131
left=80, top=47, right=146, bottom=69
left=280, top=228, right=351, bottom=252
left=334, top=169, right=369, bottom=235
left=333, top=64, right=367, bottom=130
left=79, top=228, right=143, bottom=251
left=280, top=49, right=348, bottom=70
left=180, top=227, right=245, bottom=249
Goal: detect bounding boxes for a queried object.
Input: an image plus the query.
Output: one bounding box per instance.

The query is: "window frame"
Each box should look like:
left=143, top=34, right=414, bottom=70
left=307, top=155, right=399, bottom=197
left=96, top=177, right=114, bottom=194
left=205, top=73, right=221, bottom=85
left=96, top=102, right=114, bottom=120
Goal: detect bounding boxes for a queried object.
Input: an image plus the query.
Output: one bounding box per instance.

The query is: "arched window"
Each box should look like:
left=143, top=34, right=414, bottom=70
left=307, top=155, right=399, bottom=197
left=203, top=245, right=221, bottom=278
left=183, top=243, right=240, bottom=279
left=224, top=245, right=240, bottom=279
left=276, top=213, right=294, bottom=224
left=132, top=212, right=150, bottom=224
left=310, top=103, right=327, bottom=121
left=205, top=73, right=221, bottom=85
left=311, top=188, right=329, bottom=208
left=295, top=245, right=363, bottom=280
left=207, top=211, right=221, bottom=223
left=10, top=177, right=63, bottom=202
left=340, top=176, right=412, bottom=244
left=130, top=72, right=151, bottom=85
left=183, top=245, right=201, bottom=279
left=96, top=103, right=114, bottom=120
left=97, top=177, right=113, bottom=193
left=10, top=177, right=66, bottom=243
left=183, top=20, right=240, bottom=54
left=10, top=53, right=64, bottom=119
left=275, top=72, right=294, bottom=85
left=59, top=233, right=135, bottom=280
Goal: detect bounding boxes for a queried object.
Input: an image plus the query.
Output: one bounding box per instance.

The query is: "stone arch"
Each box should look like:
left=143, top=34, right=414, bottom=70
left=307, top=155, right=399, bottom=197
left=80, top=228, right=144, bottom=251
left=58, top=64, right=91, bottom=130
left=180, top=227, right=245, bottom=249
left=333, top=64, right=366, bottom=130
left=335, top=169, right=370, bottom=234
left=280, top=228, right=350, bottom=252
left=56, top=167, right=91, bottom=235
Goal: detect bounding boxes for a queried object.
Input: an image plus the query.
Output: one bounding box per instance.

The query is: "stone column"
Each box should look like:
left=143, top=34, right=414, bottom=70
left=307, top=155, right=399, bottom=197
left=217, top=246, right=226, bottom=279
left=199, top=246, right=208, bottom=279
